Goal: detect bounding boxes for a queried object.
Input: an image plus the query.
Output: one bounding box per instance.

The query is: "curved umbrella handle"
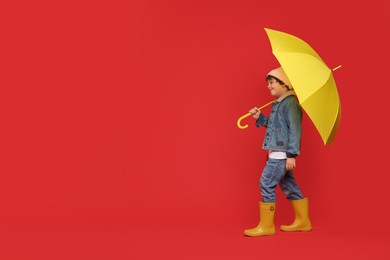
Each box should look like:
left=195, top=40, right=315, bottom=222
left=237, top=112, right=253, bottom=129
left=237, top=100, right=275, bottom=130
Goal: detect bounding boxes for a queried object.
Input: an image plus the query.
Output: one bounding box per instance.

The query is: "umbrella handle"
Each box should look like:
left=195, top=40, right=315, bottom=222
left=237, top=100, right=275, bottom=129
left=237, top=112, right=253, bottom=129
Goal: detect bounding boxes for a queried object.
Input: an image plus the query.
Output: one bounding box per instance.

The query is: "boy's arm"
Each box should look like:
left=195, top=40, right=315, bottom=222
left=286, top=100, right=302, bottom=157
left=256, top=113, right=269, bottom=128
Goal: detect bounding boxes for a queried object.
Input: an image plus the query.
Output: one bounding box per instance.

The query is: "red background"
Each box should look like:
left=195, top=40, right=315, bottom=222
left=1, top=0, right=389, bottom=259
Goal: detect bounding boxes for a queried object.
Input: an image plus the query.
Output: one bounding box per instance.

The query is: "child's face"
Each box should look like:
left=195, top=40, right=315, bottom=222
left=267, top=79, right=289, bottom=97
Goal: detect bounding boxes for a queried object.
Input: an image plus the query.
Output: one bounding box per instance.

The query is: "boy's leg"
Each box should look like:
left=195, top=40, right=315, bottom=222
left=279, top=171, right=311, bottom=232
left=260, top=159, right=286, bottom=202
left=243, top=158, right=283, bottom=237
left=279, top=171, right=303, bottom=200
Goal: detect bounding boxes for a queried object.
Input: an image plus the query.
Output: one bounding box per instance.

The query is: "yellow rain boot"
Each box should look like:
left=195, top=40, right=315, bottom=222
left=244, top=202, right=276, bottom=237
left=280, top=198, right=312, bottom=232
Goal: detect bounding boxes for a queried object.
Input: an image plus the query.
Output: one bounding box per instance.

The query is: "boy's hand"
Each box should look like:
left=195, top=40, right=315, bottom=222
left=249, top=107, right=261, bottom=119
left=286, top=158, right=296, bottom=171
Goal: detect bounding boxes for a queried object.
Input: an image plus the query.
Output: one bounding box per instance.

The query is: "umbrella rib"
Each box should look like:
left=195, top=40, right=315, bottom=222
left=272, top=51, right=327, bottom=65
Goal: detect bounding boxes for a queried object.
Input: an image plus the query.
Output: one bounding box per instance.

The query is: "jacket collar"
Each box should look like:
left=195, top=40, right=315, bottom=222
left=275, top=90, right=296, bottom=103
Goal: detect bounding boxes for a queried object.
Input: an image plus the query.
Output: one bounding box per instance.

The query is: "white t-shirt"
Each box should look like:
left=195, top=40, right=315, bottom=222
left=268, top=151, right=287, bottom=159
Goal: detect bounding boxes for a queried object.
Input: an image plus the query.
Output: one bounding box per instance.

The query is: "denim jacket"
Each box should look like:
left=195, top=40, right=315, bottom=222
left=256, top=91, right=302, bottom=157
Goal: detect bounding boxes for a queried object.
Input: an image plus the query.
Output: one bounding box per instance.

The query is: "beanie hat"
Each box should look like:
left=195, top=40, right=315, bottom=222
left=267, top=67, right=293, bottom=89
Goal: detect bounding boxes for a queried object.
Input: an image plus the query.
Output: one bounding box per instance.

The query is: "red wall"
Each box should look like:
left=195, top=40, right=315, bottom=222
left=1, top=0, right=389, bottom=257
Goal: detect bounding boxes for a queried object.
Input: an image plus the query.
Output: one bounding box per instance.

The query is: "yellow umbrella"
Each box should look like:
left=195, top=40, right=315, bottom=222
left=237, top=28, right=341, bottom=145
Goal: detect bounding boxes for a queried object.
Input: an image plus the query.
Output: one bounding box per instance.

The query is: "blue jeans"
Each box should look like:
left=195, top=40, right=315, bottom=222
left=260, top=158, right=303, bottom=202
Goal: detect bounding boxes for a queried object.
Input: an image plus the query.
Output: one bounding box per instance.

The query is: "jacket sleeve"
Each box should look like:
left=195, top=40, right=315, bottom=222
left=285, top=99, right=302, bottom=157
left=256, top=113, right=268, bottom=128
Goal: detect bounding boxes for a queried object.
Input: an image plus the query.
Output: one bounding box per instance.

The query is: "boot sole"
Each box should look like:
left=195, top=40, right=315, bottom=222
left=243, top=232, right=276, bottom=237
left=280, top=227, right=312, bottom=232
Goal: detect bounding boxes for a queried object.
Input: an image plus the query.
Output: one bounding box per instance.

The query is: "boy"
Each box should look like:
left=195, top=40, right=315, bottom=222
left=244, top=67, right=312, bottom=237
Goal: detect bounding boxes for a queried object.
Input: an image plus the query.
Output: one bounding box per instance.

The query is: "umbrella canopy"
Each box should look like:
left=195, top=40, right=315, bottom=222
left=264, top=28, right=341, bottom=145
